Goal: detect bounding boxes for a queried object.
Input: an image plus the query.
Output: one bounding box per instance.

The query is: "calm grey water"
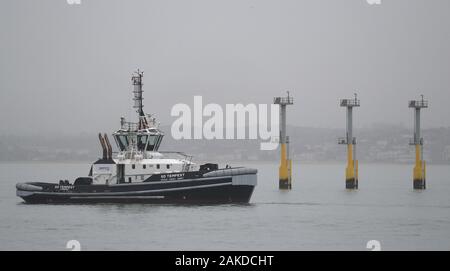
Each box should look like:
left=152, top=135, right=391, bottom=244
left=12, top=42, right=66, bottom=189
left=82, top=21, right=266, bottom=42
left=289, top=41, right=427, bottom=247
left=1, top=162, right=449, bottom=251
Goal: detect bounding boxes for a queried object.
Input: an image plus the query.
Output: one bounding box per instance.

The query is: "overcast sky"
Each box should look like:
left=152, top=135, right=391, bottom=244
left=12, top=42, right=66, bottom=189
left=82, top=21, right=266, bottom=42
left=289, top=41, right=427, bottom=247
left=1, top=0, right=449, bottom=135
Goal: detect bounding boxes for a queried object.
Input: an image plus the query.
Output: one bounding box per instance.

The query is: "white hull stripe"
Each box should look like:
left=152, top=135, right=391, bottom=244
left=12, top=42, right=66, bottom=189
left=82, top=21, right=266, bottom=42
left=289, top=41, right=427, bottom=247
left=70, top=196, right=165, bottom=199
left=20, top=182, right=232, bottom=197
left=109, top=176, right=231, bottom=186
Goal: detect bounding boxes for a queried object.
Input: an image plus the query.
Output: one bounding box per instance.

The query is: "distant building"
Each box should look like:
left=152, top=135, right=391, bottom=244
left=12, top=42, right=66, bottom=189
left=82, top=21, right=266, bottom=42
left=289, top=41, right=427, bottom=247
left=443, top=146, right=450, bottom=161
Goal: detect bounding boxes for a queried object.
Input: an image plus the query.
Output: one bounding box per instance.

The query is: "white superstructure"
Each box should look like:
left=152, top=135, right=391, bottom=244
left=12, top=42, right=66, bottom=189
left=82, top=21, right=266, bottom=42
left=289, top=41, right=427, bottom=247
left=91, top=70, right=195, bottom=185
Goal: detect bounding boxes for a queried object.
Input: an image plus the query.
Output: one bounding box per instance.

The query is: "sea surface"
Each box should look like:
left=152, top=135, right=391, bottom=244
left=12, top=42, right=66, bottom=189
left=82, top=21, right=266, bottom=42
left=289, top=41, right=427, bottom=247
left=1, top=162, right=449, bottom=251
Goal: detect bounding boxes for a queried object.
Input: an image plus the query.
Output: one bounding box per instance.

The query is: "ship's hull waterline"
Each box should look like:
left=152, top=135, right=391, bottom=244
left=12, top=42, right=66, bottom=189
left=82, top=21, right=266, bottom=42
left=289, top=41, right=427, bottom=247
left=16, top=171, right=257, bottom=204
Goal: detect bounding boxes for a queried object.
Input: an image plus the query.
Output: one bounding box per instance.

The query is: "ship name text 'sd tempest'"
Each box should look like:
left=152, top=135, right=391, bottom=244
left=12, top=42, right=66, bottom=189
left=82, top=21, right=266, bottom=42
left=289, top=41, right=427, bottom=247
left=16, top=70, right=257, bottom=204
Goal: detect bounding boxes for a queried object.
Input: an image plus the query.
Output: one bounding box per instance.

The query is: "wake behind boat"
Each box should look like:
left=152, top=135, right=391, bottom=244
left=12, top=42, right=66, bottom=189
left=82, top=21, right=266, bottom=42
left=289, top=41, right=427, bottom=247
left=16, top=71, right=257, bottom=204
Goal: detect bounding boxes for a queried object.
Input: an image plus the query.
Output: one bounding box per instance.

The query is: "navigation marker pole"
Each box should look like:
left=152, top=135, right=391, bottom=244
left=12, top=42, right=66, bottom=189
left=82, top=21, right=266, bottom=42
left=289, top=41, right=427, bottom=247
left=274, top=92, right=294, bottom=190
left=409, top=95, right=428, bottom=190
left=339, top=94, right=360, bottom=189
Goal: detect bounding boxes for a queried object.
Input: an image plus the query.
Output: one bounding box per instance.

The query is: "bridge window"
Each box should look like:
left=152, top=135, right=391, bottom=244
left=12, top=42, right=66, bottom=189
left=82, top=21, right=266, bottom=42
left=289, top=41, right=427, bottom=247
left=146, top=135, right=157, bottom=151
left=145, top=135, right=164, bottom=151
left=115, top=135, right=129, bottom=151
left=155, top=135, right=164, bottom=150
left=137, top=135, right=148, bottom=150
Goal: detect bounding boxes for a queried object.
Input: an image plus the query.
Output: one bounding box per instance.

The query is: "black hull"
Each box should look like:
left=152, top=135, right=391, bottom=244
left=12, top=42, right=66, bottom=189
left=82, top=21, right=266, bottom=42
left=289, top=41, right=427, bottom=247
left=20, top=185, right=254, bottom=204
left=17, top=173, right=257, bottom=204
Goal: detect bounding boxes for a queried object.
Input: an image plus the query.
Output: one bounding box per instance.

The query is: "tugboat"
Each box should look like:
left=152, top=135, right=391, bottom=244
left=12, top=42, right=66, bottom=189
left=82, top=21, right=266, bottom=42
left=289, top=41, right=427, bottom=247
left=16, top=71, right=257, bottom=204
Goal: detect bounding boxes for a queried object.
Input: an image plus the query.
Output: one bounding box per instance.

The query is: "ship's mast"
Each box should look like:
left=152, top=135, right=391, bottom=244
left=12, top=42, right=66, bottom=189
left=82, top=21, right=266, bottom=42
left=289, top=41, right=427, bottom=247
left=132, top=70, right=148, bottom=129
left=113, top=70, right=165, bottom=160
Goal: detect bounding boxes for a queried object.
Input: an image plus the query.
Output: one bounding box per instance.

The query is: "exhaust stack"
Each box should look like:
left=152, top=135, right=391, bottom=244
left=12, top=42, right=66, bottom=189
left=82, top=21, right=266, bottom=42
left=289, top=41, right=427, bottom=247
left=104, top=133, right=113, bottom=160
left=98, top=133, right=107, bottom=160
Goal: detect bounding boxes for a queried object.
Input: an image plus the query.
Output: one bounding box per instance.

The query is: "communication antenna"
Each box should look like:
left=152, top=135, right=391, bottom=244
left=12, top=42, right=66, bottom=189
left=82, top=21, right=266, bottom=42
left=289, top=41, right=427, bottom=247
left=132, top=69, right=145, bottom=117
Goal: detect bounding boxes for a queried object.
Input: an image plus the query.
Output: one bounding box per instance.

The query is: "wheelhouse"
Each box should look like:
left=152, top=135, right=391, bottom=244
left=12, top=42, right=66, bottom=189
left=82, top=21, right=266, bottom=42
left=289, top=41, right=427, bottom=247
left=113, top=128, right=164, bottom=152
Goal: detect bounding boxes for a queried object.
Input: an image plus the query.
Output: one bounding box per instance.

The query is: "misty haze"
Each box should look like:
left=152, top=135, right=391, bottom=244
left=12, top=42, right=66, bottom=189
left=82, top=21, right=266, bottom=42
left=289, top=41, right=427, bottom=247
left=1, top=0, right=450, bottom=136
left=1, top=0, right=450, bottom=252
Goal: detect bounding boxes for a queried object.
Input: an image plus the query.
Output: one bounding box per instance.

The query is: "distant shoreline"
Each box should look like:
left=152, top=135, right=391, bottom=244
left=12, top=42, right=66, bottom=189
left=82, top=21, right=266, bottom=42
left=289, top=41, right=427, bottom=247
left=1, top=160, right=449, bottom=166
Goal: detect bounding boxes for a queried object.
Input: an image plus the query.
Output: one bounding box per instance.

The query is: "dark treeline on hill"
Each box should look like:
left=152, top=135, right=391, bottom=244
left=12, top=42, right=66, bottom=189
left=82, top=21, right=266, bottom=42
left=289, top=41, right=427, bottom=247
left=1, top=124, right=450, bottom=164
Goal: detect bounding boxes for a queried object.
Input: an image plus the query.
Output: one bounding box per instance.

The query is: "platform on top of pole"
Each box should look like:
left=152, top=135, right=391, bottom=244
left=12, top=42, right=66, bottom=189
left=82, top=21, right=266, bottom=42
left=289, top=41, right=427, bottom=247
left=274, top=95, right=293, bottom=105
left=409, top=99, right=428, bottom=109
left=340, top=94, right=360, bottom=108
